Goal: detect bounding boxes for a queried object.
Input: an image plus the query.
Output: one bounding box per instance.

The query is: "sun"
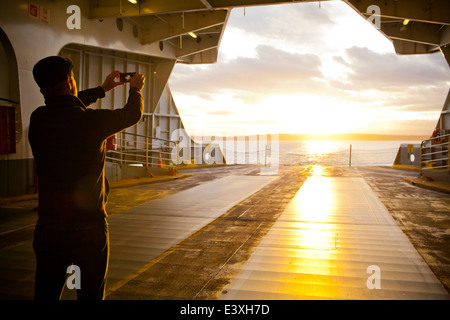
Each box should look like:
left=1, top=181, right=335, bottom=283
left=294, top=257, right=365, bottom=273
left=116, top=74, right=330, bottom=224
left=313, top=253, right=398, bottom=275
left=258, top=94, right=372, bottom=135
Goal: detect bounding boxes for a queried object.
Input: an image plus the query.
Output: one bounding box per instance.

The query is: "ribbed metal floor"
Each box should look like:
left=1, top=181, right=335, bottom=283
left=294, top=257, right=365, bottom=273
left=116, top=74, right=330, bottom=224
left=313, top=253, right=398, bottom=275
left=0, top=175, right=276, bottom=299
left=220, top=177, right=450, bottom=300
left=106, top=175, right=277, bottom=290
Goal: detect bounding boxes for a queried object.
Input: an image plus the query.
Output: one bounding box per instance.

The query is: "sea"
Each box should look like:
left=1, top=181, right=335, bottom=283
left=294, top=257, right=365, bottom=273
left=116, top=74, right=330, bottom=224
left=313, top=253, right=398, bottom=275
left=218, top=140, right=421, bottom=167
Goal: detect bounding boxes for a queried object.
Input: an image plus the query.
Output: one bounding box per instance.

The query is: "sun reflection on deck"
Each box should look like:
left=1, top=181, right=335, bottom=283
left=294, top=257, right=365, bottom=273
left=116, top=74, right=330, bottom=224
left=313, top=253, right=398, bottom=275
left=286, top=171, right=338, bottom=252
left=221, top=171, right=450, bottom=300
left=285, top=172, right=340, bottom=297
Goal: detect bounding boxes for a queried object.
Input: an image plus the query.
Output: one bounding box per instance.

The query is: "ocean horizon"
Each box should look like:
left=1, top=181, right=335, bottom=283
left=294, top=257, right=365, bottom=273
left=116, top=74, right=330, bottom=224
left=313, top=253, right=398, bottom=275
left=217, top=140, right=421, bottom=167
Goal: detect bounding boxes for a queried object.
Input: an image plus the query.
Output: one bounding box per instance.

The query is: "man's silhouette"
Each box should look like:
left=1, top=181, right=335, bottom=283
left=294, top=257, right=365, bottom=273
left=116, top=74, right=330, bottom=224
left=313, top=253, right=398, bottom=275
left=29, top=56, right=145, bottom=299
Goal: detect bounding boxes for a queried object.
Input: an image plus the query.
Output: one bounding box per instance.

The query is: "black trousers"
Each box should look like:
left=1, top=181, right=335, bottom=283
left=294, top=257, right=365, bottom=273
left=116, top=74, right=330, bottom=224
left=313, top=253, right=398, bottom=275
left=33, top=219, right=109, bottom=300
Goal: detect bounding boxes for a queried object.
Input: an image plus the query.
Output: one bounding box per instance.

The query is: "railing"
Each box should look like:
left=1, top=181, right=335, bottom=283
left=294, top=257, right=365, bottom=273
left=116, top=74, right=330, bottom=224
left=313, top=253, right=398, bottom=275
left=419, top=133, right=450, bottom=176
left=105, top=131, right=177, bottom=169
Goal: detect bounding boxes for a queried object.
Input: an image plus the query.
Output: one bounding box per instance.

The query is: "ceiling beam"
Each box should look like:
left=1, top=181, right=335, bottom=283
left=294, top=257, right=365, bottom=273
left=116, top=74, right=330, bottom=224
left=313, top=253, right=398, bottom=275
left=344, top=0, right=450, bottom=25
left=137, top=10, right=227, bottom=45
left=87, top=0, right=450, bottom=65
left=200, top=0, right=214, bottom=10
left=381, top=22, right=441, bottom=46
left=178, top=48, right=219, bottom=64
left=175, top=33, right=222, bottom=58
left=89, top=0, right=334, bottom=19
left=392, top=39, right=435, bottom=55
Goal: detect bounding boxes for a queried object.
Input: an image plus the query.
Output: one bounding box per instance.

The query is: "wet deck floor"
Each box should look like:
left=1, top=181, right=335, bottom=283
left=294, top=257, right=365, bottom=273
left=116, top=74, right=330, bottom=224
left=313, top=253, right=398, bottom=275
left=106, top=175, right=276, bottom=292
left=220, top=177, right=448, bottom=299
left=0, top=165, right=448, bottom=300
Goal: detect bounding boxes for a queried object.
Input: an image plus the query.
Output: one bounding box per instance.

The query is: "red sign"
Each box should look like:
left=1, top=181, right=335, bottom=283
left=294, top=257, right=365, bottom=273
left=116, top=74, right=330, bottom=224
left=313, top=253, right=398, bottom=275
left=29, top=3, right=39, bottom=19
left=40, top=6, right=50, bottom=24
left=28, top=3, right=50, bottom=24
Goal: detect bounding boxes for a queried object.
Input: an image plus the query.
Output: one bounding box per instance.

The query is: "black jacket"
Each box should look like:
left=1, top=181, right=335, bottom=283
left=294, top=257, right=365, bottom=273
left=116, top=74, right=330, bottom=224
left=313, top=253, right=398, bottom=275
left=29, top=86, right=143, bottom=225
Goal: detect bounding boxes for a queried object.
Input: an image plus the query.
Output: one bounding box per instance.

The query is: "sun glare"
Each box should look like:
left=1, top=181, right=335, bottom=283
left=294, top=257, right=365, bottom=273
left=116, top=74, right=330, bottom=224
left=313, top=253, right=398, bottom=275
left=305, top=142, right=336, bottom=157
left=282, top=175, right=340, bottom=297
left=258, top=94, right=373, bottom=135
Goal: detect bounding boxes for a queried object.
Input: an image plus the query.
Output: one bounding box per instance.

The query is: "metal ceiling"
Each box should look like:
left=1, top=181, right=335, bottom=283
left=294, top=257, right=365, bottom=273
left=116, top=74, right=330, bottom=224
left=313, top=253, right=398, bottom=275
left=87, top=0, right=450, bottom=65
left=344, top=0, right=450, bottom=66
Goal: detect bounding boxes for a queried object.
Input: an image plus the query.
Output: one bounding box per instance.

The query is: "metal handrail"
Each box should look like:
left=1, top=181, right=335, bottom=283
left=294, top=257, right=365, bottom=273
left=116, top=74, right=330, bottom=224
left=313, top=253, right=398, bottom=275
left=419, top=133, right=450, bottom=175
left=105, top=131, right=178, bottom=168
left=0, top=97, right=20, bottom=104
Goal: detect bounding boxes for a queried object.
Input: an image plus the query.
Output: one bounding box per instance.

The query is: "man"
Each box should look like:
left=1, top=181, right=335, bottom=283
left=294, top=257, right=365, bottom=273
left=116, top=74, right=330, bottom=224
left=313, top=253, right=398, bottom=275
left=29, top=56, right=145, bottom=300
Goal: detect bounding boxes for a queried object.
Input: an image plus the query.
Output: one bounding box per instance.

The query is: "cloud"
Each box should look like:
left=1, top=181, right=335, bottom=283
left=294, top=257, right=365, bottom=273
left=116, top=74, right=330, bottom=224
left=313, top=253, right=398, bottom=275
left=171, top=44, right=323, bottom=102
left=206, top=110, right=235, bottom=116
left=170, top=3, right=450, bottom=136
left=172, top=45, right=448, bottom=110
left=341, top=47, right=449, bottom=88
left=320, top=47, right=450, bottom=114
left=228, top=3, right=333, bottom=41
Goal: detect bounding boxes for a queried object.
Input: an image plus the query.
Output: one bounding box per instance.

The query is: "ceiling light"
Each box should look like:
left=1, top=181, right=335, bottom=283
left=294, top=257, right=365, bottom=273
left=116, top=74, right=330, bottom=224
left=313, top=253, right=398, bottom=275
left=188, top=32, right=197, bottom=38
left=403, top=19, right=410, bottom=26
left=128, top=0, right=138, bottom=4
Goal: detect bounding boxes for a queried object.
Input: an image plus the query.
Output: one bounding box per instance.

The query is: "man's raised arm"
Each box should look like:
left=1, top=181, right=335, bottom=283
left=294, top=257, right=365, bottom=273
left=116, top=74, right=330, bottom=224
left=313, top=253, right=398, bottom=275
left=78, top=70, right=124, bottom=107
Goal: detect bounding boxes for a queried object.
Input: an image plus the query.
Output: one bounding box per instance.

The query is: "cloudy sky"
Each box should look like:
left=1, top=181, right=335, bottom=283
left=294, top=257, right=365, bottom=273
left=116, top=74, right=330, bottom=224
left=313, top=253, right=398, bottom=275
left=169, top=1, right=449, bottom=137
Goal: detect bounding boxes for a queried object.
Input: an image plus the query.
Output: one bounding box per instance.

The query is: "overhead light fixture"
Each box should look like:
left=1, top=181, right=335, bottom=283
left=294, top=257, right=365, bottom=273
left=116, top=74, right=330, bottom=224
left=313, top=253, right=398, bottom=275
left=128, top=0, right=138, bottom=4
left=400, top=19, right=410, bottom=31
left=188, top=32, right=197, bottom=39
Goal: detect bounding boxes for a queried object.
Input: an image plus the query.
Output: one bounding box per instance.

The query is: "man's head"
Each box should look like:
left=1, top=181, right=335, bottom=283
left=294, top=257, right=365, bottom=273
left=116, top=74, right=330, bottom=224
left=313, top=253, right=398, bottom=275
left=33, top=56, right=77, bottom=99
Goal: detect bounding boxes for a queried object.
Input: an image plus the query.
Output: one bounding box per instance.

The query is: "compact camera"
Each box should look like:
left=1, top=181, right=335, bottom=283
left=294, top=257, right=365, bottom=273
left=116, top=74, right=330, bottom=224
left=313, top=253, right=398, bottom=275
left=119, top=72, right=136, bottom=82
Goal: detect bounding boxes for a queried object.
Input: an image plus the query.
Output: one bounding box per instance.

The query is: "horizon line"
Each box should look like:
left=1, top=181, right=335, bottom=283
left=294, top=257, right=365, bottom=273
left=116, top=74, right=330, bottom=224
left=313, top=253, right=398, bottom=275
left=187, top=132, right=429, bottom=141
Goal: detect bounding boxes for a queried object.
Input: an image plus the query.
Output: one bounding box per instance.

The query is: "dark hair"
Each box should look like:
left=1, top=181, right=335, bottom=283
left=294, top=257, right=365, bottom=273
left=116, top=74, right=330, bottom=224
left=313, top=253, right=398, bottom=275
left=33, top=56, right=73, bottom=89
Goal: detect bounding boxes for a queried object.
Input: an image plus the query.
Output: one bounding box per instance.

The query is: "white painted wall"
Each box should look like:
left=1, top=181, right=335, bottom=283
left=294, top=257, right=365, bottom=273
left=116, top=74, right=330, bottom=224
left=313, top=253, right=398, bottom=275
left=0, top=0, right=179, bottom=161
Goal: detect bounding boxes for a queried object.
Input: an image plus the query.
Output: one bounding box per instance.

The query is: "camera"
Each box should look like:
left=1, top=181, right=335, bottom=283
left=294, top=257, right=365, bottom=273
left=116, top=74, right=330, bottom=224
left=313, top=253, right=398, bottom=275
left=119, top=72, right=136, bottom=82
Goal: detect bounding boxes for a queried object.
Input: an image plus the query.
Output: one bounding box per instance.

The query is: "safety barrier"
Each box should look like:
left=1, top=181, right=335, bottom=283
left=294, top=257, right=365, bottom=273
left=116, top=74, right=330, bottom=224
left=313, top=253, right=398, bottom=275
left=420, top=133, right=450, bottom=176
left=105, top=131, right=177, bottom=169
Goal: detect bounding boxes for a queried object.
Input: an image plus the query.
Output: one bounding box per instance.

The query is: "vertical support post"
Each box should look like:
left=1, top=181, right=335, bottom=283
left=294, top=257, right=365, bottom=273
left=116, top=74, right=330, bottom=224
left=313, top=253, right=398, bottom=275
left=349, top=144, right=352, bottom=167
left=257, top=135, right=260, bottom=165
left=234, top=136, right=238, bottom=165
left=146, top=136, right=149, bottom=168
left=265, top=144, right=268, bottom=166
left=245, top=136, right=249, bottom=165
left=175, top=142, right=179, bottom=167
left=419, top=141, right=423, bottom=177
left=120, top=131, right=124, bottom=166
left=447, top=139, right=450, bottom=175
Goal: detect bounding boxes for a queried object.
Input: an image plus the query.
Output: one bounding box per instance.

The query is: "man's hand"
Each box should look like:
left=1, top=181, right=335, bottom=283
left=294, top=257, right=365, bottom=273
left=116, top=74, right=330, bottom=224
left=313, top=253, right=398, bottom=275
left=130, top=72, right=145, bottom=91
left=101, top=70, right=124, bottom=93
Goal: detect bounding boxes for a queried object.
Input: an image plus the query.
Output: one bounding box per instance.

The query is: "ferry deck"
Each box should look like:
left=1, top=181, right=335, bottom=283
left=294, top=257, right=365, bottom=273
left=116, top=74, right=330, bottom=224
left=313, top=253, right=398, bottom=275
left=0, top=0, right=449, bottom=302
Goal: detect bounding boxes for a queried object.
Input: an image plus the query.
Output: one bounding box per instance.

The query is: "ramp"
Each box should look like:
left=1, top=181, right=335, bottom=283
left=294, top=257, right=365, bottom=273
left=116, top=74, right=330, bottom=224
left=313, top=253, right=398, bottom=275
left=220, top=177, right=450, bottom=300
